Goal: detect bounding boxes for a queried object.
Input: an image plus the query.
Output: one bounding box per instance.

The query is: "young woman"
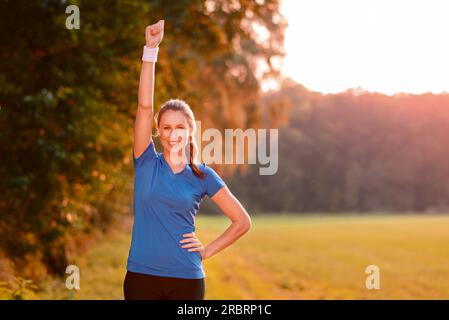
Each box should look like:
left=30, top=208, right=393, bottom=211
left=123, top=20, right=252, bottom=300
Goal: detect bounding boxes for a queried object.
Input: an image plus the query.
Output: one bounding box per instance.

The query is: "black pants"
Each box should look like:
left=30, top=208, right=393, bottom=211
left=123, top=271, right=205, bottom=300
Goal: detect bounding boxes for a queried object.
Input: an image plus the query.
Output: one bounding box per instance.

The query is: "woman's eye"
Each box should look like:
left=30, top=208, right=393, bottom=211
left=162, top=126, right=185, bottom=130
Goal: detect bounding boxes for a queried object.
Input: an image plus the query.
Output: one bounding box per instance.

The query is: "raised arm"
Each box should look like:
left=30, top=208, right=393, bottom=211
left=133, top=19, right=164, bottom=158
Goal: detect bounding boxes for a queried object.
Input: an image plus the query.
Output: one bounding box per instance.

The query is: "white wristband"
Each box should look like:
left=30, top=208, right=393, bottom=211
left=142, top=45, right=159, bottom=62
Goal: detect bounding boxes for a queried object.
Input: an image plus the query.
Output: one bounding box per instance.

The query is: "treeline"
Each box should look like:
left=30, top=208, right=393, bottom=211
left=0, top=0, right=286, bottom=280
left=227, top=79, right=449, bottom=214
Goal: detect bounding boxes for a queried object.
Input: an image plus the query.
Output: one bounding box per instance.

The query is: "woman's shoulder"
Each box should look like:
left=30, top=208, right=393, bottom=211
left=197, top=162, right=215, bottom=172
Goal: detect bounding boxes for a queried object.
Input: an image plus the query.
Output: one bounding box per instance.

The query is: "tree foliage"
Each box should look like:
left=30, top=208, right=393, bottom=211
left=230, top=79, right=449, bottom=213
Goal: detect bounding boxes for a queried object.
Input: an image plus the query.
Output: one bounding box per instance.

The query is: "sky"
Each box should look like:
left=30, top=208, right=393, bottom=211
left=278, top=0, right=449, bottom=95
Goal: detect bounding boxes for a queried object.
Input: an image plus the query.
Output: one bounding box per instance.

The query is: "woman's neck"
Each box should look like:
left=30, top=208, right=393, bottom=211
left=163, top=150, right=188, bottom=169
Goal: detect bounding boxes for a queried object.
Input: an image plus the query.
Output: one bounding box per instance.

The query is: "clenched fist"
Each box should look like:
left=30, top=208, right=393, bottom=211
left=145, top=19, right=164, bottom=48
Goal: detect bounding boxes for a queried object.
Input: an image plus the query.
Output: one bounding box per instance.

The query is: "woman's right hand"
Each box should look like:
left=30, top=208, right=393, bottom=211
left=145, top=19, right=164, bottom=48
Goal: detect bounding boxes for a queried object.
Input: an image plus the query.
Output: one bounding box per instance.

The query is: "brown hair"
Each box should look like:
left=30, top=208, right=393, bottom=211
left=154, top=99, right=206, bottom=179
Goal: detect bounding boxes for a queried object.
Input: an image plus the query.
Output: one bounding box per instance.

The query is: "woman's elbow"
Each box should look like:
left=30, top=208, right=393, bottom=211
left=238, top=215, right=252, bottom=234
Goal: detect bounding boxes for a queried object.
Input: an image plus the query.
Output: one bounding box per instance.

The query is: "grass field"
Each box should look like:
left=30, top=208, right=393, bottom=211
left=37, top=214, right=449, bottom=300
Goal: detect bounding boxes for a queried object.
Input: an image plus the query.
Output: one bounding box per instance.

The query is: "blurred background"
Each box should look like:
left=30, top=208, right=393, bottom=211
left=1, top=0, right=448, bottom=299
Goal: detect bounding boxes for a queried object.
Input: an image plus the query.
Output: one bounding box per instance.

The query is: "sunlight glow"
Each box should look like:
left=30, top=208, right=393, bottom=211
left=280, top=0, right=449, bottom=95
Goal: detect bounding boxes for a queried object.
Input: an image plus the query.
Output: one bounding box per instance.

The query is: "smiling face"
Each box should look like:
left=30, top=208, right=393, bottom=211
left=157, top=110, right=191, bottom=153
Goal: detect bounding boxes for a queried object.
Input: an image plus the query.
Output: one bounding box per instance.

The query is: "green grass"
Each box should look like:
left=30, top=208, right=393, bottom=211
left=37, top=214, right=449, bottom=299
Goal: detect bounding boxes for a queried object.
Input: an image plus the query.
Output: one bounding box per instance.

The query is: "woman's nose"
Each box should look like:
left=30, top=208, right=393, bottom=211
left=171, top=129, right=184, bottom=139
left=170, top=131, right=179, bottom=139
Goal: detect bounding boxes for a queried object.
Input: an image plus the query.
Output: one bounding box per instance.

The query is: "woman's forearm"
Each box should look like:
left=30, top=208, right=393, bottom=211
left=138, top=20, right=164, bottom=110
left=204, top=219, right=251, bottom=259
left=138, top=61, right=155, bottom=109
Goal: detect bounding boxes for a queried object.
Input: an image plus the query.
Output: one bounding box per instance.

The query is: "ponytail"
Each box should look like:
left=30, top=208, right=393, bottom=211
left=188, top=135, right=206, bottom=179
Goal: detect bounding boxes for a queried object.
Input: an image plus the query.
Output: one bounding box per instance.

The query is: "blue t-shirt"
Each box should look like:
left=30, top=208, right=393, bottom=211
left=126, top=140, right=226, bottom=279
